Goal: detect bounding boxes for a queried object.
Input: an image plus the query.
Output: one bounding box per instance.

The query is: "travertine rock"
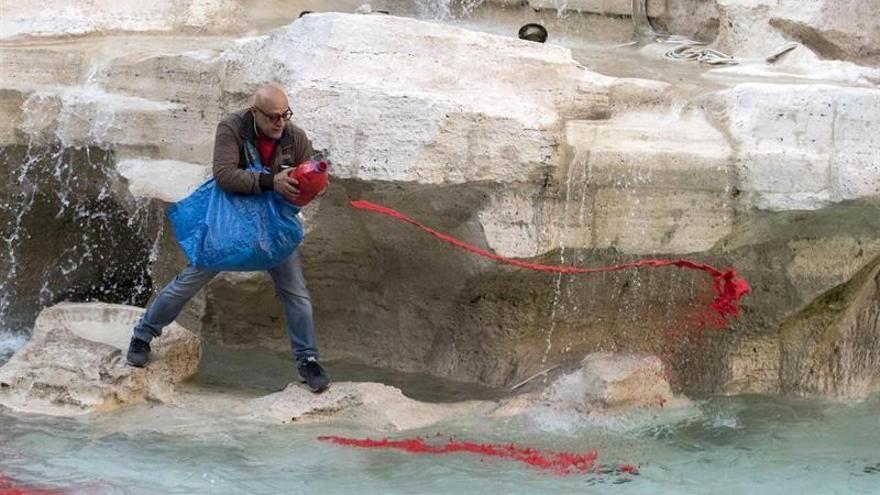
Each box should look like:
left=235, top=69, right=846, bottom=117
left=494, top=353, right=686, bottom=418
left=714, top=0, right=880, bottom=67
left=249, top=381, right=492, bottom=431
left=0, top=302, right=200, bottom=415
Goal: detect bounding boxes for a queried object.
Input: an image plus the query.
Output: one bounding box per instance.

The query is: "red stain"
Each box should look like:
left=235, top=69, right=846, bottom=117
left=345, top=200, right=750, bottom=477
left=348, top=199, right=750, bottom=328
left=0, top=474, right=65, bottom=495
left=617, top=464, right=639, bottom=475
left=318, top=435, right=600, bottom=475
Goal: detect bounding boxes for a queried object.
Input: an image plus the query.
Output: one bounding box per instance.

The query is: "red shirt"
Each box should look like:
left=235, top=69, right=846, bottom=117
left=256, top=134, right=277, bottom=168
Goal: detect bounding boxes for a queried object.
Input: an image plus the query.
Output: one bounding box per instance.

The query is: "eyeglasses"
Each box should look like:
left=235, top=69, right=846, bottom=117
left=252, top=105, right=293, bottom=124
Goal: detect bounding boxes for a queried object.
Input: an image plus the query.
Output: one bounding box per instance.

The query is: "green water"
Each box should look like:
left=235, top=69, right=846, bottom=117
left=193, top=343, right=506, bottom=403
left=1, top=345, right=878, bottom=495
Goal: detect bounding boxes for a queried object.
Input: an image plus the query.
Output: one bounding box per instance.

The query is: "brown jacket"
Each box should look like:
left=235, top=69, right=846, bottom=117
left=212, top=108, right=313, bottom=194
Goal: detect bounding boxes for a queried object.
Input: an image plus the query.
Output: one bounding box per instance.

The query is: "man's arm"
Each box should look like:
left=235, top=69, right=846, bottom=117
left=212, top=120, right=268, bottom=194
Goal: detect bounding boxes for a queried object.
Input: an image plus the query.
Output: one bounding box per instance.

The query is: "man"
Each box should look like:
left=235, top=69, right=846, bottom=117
left=126, top=84, right=330, bottom=393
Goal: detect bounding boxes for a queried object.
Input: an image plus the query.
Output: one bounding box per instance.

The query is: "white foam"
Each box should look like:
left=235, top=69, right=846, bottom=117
left=0, top=330, right=28, bottom=359
left=521, top=399, right=702, bottom=434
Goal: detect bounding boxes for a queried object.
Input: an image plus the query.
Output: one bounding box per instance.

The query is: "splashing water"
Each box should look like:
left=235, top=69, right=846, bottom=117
left=415, top=0, right=486, bottom=20
left=0, top=331, right=27, bottom=366
left=0, top=77, right=162, bottom=343
left=548, top=145, right=596, bottom=361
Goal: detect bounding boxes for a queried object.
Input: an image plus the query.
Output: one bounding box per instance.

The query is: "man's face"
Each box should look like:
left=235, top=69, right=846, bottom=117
left=253, top=101, right=292, bottom=140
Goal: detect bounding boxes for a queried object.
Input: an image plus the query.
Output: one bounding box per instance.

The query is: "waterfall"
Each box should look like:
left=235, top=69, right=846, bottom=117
left=0, top=86, right=162, bottom=355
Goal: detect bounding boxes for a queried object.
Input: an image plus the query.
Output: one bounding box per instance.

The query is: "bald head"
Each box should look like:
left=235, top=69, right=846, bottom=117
left=253, top=84, right=288, bottom=108
left=251, top=84, right=291, bottom=139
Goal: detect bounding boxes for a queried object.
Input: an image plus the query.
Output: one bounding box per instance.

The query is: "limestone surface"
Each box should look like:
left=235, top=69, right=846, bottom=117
left=248, top=381, right=493, bottom=431
left=0, top=302, right=200, bottom=415
left=779, top=257, right=880, bottom=399
left=714, top=0, right=880, bottom=67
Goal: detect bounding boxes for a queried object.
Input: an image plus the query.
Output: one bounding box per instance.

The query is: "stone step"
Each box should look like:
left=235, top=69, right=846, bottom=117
left=709, top=82, right=880, bottom=211
left=555, top=110, right=734, bottom=254
left=565, top=111, right=732, bottom=191
left=0, top=0, right=246, bottom=40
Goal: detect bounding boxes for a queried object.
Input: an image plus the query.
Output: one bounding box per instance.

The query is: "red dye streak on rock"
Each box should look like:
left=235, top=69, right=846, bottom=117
left=318, top=436, right=599, bottom=475
left=348, top=200, right=750, bottom=329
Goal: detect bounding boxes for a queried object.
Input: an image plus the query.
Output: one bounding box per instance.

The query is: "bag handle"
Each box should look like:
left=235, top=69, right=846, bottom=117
left=242, top=141, right=269, bottom=173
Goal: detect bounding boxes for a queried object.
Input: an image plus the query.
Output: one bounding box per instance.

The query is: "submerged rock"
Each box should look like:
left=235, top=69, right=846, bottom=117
left=248, top=381, right=493, bottom=431
left=0, top=302, right=200, bottom=415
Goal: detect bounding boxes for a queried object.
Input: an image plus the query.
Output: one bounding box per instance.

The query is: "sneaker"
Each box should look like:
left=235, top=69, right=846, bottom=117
left=297, top=357, right=330, bottom=393
left=126, top=337, right=151, bottom=367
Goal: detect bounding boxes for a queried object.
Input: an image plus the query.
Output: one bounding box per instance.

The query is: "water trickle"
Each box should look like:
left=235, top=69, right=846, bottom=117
left=415, top=0, right=486, bottom=20
left=544, top=145, right=594, bottom=364
left=0, top=79, right=162, bottom=348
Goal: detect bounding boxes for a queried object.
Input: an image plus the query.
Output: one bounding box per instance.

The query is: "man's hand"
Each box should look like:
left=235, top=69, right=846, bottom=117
left=274, top=170, right=301, bottom=203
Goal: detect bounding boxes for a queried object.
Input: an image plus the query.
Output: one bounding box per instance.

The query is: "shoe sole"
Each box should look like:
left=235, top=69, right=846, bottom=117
left=299, top=377, right=330, bottom=393
left=126, top=357, right=148, bottom=368
left=309, top=383, right=330, bottom=393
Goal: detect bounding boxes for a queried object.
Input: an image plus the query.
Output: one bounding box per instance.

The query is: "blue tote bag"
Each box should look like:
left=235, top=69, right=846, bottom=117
left=167, top=142, right=303, bottom=271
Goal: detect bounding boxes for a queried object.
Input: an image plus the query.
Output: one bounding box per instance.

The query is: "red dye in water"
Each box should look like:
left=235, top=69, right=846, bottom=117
left=318, top=436, right=599, bottom=475
left=348, top=199, right=750, bottom=326
left=0, top=474, right=64, bottom=495
left=617, top=464, right=639, bottom=475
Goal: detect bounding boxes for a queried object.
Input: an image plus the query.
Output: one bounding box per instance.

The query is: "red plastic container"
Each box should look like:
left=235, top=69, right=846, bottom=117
left=287, top=157, right=329, bottom=206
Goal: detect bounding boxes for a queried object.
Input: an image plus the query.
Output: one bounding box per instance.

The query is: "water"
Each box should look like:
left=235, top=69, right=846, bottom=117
left=1, top=388, right=878, bottom=494
left=0, top=143, right=156, bottom=336
left=0, top=80, right=160, bottom=355
left=416, top=0, right=486, bottom=20
left=6, top=343, right=876, bottom=493
left=0, top=331, right=27, bottom=364
left=194, top=342, right=505, bottom=403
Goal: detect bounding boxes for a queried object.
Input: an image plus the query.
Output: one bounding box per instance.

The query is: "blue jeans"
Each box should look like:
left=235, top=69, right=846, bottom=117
left=132, top=247, right=318, bottom=362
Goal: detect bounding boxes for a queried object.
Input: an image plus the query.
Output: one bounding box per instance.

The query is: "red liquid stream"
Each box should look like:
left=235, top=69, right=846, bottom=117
left=342, top=199, right=751, bottom=476
left=348, top=199, right=750, bottom=326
